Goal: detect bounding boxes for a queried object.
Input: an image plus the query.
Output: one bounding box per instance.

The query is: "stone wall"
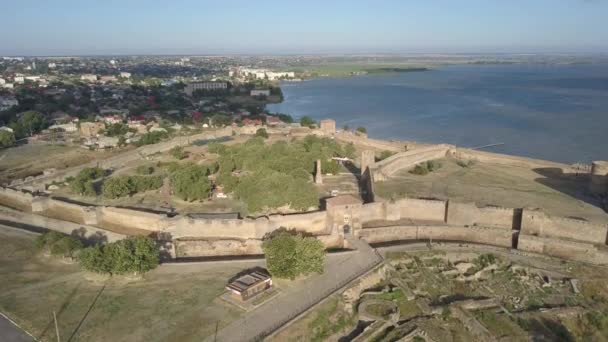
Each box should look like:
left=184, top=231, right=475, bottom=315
left=518, top=234, right=608, bottom=265
left=97, top=206, right=170, bottom=232
left=372, top=144, right=452, bottom=181
left=341, top=264, right=389, bottom=313
left=589, top=161, right=608, bottom=196
left=395, top=198, right=447, bottom=222
left=357, top=225, right=513, bottom=248
left=334, top=131, right=404, bottom=152
left=521, top=210, right=608, bottom=244
left=0, top=187, right=35, bottom=211
left=446, top=201, right=515, bottom=230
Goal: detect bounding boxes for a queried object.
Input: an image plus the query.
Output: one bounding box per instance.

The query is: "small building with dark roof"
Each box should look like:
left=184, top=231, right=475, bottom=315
left=226, top=269, right=272, bottom=301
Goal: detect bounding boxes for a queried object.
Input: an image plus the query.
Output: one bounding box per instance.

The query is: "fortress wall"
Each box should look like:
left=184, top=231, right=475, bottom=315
left=334, top=132, right=404, bottom=152
left=0, top=205, right=124, bottom=243
left=396, top=198, right=447, bottom=222
left=175, top=239, right=263, bottom=258
left=589, top=161, right=608, bottom=195
left=521, top=211, right=608, bottom=245
left=358, top=225, right=512, bottom=248
left=97, top=207, right=169, bottom=232
left=40, top=198, right=92, bottom=224
left=517, top=234, right=607, bottom=264
left=360, top=202, right=387, bottom=222
left=166, top=217, right=261, bottom=239
left=446, top=201, right=514, bottom=229
left=453, top=148, right=572, bottom=170
left=372, top=145, right=452, bottom=180
left=0, top=187, right=35, bottom=211
left=267, top=211, right=328, bottom=234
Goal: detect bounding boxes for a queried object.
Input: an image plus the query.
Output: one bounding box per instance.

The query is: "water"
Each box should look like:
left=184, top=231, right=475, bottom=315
left=268, top=64, right=608, bottom=163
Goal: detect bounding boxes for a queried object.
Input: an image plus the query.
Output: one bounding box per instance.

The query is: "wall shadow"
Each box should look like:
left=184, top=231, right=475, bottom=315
left=533, top=167, right=605, bottom=212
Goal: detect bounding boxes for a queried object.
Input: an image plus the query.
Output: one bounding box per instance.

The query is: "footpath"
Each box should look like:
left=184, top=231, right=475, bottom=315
left=208, top=236, right=382, bottom=342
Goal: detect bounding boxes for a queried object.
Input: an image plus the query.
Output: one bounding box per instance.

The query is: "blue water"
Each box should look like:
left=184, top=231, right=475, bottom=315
left=268, top=64, right=608, bottom=163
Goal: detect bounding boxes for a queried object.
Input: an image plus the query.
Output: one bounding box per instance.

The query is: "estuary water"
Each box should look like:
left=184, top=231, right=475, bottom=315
left=268, top=64, right=608, bottom=163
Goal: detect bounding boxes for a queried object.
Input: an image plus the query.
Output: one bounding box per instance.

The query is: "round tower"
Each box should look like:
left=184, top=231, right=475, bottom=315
left=589, top=161, right=608, bottom=196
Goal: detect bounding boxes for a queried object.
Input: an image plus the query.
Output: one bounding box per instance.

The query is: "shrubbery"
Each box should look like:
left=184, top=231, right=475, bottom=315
left=70, top=167, right=104, bottom=196
left=102, top=175, right=164, bottom=199
left=136, top=165, right=155, bottom=175
left=170, top=164, right=213, bottom=201
left=78, top=236, right=159, bottom=275
left=262, top=230, right=325, bottom=279
left=170, top=146, right=187, bottom=160
left=409, top=160, right=442, bottom=175
left=377, top=150, right=395, bottom=162
left=255, top=128, right=269, bottom=139
left=136, top=131, right=168, bottom=146
left=36, top=231, right=83, bottom=258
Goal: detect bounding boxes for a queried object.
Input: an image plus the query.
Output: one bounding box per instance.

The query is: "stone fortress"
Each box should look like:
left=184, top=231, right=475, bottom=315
left=1, top=119, right=608, bottom=265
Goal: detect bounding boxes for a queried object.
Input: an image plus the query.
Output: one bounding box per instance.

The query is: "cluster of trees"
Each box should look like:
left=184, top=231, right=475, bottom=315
left=102, top=122, right=132, bottom=137
left=136, top=131, right=169, bottom=146
left=262, top=230, right=325, bottom=279
left=69, top=167, right=105, bottom=196
left=300, top=116, right=316, bottom=128
left=410, top=160, right=442, bottom=175
left=0, top=129, right=16, bottom=147
left=7, top=111, right=47, bottom=139
left=36, top=231, right=83, bottom=258
left=209, top=135, right=355, bottom=212
left=102, top=175, right=164, bottom=199
left=170, top=163, right=214, bottom=201
left=78, top=236, right=159, bottom=275
left=376, top=150, right=396, bottom=162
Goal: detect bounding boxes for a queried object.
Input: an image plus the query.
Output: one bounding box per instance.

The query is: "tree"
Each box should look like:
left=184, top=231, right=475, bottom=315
left=170, top=164, right=212, bottom=201
left=79, top=236, right=159, bottom=275
left=0, top=130, right=15, bottom=147
left=356, top=126, right=367, bottom=134
left=300, top=116, right=315, bottom=128
left=255, top=128, right=269, bottom=139
left=50, top=236, right=84, bottom=258
left=70, top=167, right=104, bottom=196
left=344, top=142, right=356, bottom=159
left=102, top=176, right=135, bottom=199
left=262, top=230, right=325, bottom=280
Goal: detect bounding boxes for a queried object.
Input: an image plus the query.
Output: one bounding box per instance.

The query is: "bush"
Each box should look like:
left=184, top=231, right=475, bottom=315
left=70, top=167, right=104, bottom=196
left=356, top=126, right=367, bottom=134
left=457, top=159, right=475, bottom=168
left=79, top=236, right=159, bottom=275
left=377, top=150, right=395, bottom=162
left=255, top=128, right=269, bottom=139
left=0, top=130, right=16, bottom=147
left=136, top=165, right=155, bottom=175
left=170, top=146, right=187, bottom=160
left=102, top=175, right=163, bottom=199
left=50, top=236, right=84, bottom=258
left=35, top=231, right=65, bottom=250
left=137, top=131, right=168, bottom=146
left=321, top=159, right=341, bottom=175
left=300, top=116, right=315, bottom=128
left=170, top=164, right=212, bottom=201
left=409, top=160, right=442, bottom=176
left=262, top=230, right=325, bottom=279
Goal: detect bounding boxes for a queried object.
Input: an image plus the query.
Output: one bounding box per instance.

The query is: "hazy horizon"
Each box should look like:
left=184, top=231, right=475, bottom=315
left=2, top=0, right=607, bottom=56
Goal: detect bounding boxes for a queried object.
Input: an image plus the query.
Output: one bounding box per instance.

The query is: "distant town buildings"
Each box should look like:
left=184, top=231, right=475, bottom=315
left=230, top=68, right=295, bottom=81
left=250, top=89, right=271, bottom=97
left=80, top=74, right=98, bottom=82
left=100, top=75, right=117, bottom=83
left=184, top=81, right=228, bottom=96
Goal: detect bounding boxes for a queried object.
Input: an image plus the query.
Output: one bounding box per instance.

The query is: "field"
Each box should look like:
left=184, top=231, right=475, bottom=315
left=0, top=228, right=249, bottom=342
left=0, top=144, right=117, bottom=184
left=289, top=63, right=431, bottom=78
left=374, top=157, right=608, bottom=223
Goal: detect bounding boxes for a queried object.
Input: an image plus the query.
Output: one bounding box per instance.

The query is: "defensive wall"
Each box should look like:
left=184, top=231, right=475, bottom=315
left=371, top=144, right=454, bottom=181
left=2, top=185, right=608, bottom=264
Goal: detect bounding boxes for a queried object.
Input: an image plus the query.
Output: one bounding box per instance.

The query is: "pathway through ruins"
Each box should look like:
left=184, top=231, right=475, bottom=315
left=207, top=236, right=382, bottom=342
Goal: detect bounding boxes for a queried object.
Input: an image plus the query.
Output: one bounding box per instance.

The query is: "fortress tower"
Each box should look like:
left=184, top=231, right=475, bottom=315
left=589, top=161, right=608, bottom=196
left=360, top=150, right=375, bottom=177
left=319, top=119, right=336, bottom=134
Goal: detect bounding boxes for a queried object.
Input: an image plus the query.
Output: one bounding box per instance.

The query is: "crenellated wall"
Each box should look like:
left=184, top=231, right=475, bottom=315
left=521, top=210, right=608, bottom=245
left=446, top=202, right=516, bottom=230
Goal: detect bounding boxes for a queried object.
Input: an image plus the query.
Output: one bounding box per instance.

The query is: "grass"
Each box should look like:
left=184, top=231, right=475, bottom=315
left=0, top=229, right=244, bottom=342
left=476, top=310, right=527, bottom=339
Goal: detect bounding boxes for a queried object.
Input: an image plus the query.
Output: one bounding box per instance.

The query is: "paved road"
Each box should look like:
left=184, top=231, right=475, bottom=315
left=207, top=237, right=381, bottom=342
left=0, top=314, right=34, bottom=342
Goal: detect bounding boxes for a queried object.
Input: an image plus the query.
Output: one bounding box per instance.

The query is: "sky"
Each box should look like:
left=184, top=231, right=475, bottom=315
left=1, top=0, right=607, bottom=56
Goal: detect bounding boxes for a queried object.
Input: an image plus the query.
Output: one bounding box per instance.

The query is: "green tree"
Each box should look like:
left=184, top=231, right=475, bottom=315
left=0, top=130, right=16, bottom=147
left=102, top=176, right=135, bottom=199
left=104, top=123, right=129, bottom=137
left=70, top=167, right=104, bottom=196
left=299, top=116, right=315, bottom=128
left=255, top=128, right=269, bottom=139
left=356, top=126, right=367, bottom=134
left=136, top=165, right=155, bottom=175
left=262, top=231, right=325, bottom=280
left=50, top=236, right=84, bottom=258
left=170, top=164, right=212, bottom=201
left=79, top=236, right=159, bottom=275
left=344, top=142, right=356, bottom=159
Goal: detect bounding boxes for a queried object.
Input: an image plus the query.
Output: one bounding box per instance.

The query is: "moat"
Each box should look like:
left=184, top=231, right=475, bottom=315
left=269, top=63, right=608, bottom=164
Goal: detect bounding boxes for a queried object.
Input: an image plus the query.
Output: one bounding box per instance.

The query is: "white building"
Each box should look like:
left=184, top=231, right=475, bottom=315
left=80, top=74, right=98, bottom=82
left=48, top=63, right=57, bottom=69
left=233, top=68, right=295, bottom=81
left=14, top=76, right=24, bottom=84
left=119, top=72, right=131, bottom=78
left=49, top=123, right=78, bottom=133
left=0, top=78, right=5, bottom=85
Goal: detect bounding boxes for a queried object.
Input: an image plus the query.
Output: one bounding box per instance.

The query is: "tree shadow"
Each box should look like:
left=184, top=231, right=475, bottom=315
left=39, top=282, right=82, bottom=340
left=70, top=227, right=108, bottom=246
left=518, top=317, right=575, bottom=342
left=533, top=167, right=605, bottom=212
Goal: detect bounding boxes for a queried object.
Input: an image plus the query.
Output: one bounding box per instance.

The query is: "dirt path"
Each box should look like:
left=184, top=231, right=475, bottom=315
left=207, top=237, right=381, bottom=342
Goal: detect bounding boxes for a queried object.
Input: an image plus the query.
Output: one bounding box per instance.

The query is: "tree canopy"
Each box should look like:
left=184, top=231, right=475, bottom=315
left=0, top=130, right=15, bottom=147
left=170, top=164, right=213, bottom=201
left=262, top=230, right=325, bottom=279
left=79, top=236, right=159, bottom=274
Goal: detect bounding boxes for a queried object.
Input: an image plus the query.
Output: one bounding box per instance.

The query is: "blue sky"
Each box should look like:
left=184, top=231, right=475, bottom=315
left=1, top=0, right=607, bottom=55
